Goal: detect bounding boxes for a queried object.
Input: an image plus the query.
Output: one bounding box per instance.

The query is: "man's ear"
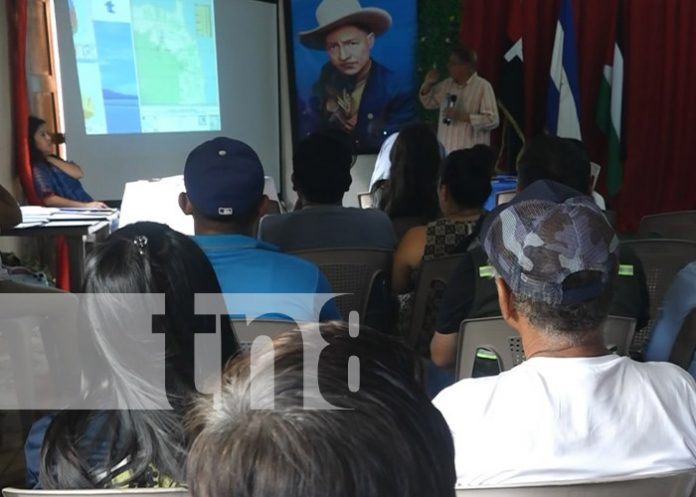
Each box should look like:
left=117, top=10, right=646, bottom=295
left=291, top=173, right=300, bottom=193
left=257, top=194, right=270, bottom=218
left=179, top=192, right=193, bottom=215
left=438, top=183, right=448, bottom=203
left=495, top=277, right=521, bottom=330
left=367, top=32, right=375, bottom=49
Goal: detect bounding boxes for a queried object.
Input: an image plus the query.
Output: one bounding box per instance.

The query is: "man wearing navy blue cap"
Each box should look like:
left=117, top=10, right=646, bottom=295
left=179, top=137, right=340, bottom=322
left=433, top=182, right=696, bottom=486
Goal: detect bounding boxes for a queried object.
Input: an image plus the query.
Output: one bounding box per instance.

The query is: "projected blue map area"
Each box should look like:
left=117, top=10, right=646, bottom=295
left=69, top=0, right=221, bottom=135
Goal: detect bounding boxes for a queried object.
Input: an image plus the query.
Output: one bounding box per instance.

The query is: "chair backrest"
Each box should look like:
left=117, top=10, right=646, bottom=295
left=455, top=317, right=523, bottom=380
left=495, top=189, right=516, bottom=206
left=407, top=254, right=467, bottom=348
left=2, top=488, right=189, bottom=497
left=638, top=211, right=696, bottom=241
left=290, top=248, right=393, bottom=323
left=620, top=239, right=696, bottom=350
left=455, top=316, right=636, bottom=380
left=454, top=468, right=696, bottom=497
left=230, top=319, right=304, bottom=351
left=357, top=192, right=374, bottom=209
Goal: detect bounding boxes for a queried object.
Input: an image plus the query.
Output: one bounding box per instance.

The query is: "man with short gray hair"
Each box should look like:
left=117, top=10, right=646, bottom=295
left=434, top=179, right=696, bottom=486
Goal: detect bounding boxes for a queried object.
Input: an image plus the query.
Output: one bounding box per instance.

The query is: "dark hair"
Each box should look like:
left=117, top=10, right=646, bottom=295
left=293, top=132, right=354, bottom=204
left=517, top=135, right=591, bottom=193
left=379, top=123, right=441, bottom=220
left=513, top=271, right=615, bottom=340
left=451, top=46, right=478, bottom=68
left=439, top=145, right=494, bottom=209
left=187, top=323, right=456, bottom=497
left=40, top=222, right=239, bottom=488
left=28, top=115, right=48, bottom=164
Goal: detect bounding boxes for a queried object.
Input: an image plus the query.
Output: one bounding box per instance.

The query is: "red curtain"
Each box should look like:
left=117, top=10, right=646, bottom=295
left=459, top=0, right=696, bottom=232
left=6, top=0, right=39, bottom=205
left=6, top=0, right=71, bottom=290
left=616, top=0, right=696, bottom=232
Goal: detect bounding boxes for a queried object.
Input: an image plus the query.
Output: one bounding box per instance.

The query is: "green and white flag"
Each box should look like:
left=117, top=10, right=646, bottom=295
left=596, top=2, right=624, bottom=196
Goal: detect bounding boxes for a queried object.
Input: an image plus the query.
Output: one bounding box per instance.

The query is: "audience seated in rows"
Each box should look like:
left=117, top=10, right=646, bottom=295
left=392, top=146, right=493, bottom=343
left=25, top=222, right=240, bottom=488
left=187, top=323, right=456, bottom=497
left=644, top=261, right=696, bottom=377
left=377, top=123, right=442, bottom=239
left=258, top=131, right=395, bottom=251
left=179, top=137, right=340, bottom=322
left=431, top=135, right=649, bottom=368
left=434, top=181, right=696, bottom=486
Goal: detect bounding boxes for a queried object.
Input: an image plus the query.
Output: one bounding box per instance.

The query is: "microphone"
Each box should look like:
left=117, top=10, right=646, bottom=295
left=443, top=94, right=458, bottom=125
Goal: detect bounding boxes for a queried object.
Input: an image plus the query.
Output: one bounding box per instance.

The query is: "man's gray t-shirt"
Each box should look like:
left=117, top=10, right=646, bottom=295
left=258, top=205, right=396, bottom=252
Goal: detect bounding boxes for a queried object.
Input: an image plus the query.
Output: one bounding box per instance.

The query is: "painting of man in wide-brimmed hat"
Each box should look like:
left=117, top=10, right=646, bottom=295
left=290, top=0, right=417, bottom=153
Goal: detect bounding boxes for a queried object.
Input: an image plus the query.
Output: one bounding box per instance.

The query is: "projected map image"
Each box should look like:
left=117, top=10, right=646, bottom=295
left=70, top=0, right=220, bottom=135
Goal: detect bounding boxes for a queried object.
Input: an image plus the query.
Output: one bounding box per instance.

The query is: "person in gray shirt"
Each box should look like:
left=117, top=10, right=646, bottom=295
left=259, top=131, right=396, bottom=252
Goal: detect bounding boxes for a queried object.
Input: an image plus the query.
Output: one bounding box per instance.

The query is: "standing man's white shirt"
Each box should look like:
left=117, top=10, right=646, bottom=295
left=419, top=73, right=499, bottom=154
left=433, top=355, right=696, bottom=487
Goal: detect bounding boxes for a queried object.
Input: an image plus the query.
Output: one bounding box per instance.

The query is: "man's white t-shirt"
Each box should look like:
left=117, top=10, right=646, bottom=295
left=433, top=355, right=696, bottom=487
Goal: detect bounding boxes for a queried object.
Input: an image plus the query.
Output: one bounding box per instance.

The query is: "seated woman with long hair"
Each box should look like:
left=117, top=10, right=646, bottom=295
left=28, top=116, right=106, bottom=208
left=391, top=146, right=494, bottom=342
left=25, top=222, right=239, bottom=488
left=377, top=123, right=442, bottom=239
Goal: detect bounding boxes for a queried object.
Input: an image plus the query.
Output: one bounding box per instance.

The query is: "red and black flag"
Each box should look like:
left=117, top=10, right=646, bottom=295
left=498, top=0, right=525, bottom=172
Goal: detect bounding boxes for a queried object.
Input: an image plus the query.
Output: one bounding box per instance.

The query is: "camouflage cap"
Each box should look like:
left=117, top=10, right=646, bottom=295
left=482, top=185, right=619, bottom=305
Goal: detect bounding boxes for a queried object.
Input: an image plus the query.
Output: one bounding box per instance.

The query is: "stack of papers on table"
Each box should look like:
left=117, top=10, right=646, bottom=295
left=16, top=206, right=118, bottom=228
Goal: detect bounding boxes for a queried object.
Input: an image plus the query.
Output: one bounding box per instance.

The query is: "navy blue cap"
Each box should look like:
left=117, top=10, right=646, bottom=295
left=184, top=137, right=264, bottom=220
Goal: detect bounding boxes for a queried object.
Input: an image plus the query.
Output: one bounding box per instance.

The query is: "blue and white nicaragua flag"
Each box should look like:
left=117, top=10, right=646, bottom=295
left=545, top=0, right=582, bottom=139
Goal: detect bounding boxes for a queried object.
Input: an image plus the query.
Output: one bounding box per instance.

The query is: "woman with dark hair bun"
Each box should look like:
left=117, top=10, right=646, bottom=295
left=392, top=145, right=494, bottom=344
left=28, top=116, right=106, bottom=208
left=25, top=222, right=240, bottom=489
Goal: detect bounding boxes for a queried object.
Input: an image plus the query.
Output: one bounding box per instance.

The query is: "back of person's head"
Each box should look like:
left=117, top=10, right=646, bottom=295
left=82, top=221, right=238, bottom=386
left=183, top=137, right=266, bottom=232
left=380, top=123, right=441, bottom=220
left=517, top=135, right=591, bottom=194
left=187, top=323, right=456, bottom=497
left=482, top=181, right=618, bottom=340
left=40, top=222, right=238, bottom=489
left=451, top=46, right=478, bottom=68
left=439, top=145, right=494, bottom=209
left=293, top=131, right=354, bottom=204
left=28, top=115, right=47, bottom=163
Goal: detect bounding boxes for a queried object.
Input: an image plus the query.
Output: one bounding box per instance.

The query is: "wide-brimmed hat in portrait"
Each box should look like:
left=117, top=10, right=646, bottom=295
left=299, top=0, right=392, bottom=50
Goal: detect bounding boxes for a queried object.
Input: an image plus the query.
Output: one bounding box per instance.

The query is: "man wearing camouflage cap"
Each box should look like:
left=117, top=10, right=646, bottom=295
left=433, top=180, right=696, bottom=486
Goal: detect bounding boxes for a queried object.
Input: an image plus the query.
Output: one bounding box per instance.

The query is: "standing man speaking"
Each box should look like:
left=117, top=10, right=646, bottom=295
left=420, top=47, right=499, bottom=154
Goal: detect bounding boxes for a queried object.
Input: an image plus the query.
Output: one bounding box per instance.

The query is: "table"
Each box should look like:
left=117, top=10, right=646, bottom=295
left=2, top=218, right=115, bottom=291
